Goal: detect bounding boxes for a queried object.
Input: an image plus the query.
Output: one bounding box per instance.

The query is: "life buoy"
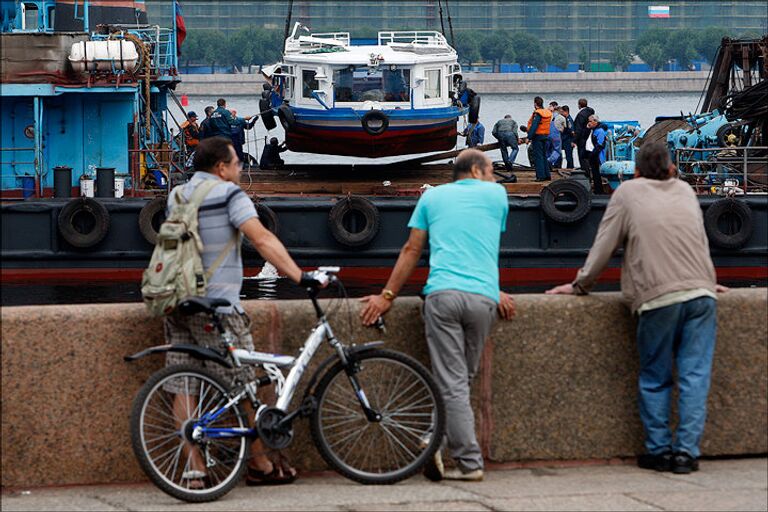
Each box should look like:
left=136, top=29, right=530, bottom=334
left=278, top=104, right=296, bottom=132
left=243, top=202, right=280, bottom=253
left=138, top=197, right=167, bottom=245
left=328, top=196, right=380, bottom=247
left=57, top=197, right=110, bottom=248
left=540, top=179, right=592, bottom=224
left=704, top=198, right=753, bottom=249
left=361, top=110, right=389, bottom=136
left=468, top=94, right=481, bottom=124
left=260, top=98, right=277, bottom=131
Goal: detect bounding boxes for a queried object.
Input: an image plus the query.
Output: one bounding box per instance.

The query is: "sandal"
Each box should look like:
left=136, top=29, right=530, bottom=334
left=272, top=452, right=298, bottom=484
left=181, top=470, right=208, bottom=490
left=245, top=464, right=296, bottom=486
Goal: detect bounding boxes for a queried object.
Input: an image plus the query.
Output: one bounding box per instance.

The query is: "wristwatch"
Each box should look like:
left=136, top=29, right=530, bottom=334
left=381, top=289, right=397, bottom=301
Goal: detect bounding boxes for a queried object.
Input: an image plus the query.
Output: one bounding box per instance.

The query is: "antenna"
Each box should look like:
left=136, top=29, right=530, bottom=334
left=437, top=0, right=446, bottom=36
left=283, top=0, right=294, bottom=42
left=444, top=0, right=455, bottom=48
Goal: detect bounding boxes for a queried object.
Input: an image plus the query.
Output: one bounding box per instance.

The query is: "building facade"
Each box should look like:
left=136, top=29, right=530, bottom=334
left=148, top=0, right=768, bottom=62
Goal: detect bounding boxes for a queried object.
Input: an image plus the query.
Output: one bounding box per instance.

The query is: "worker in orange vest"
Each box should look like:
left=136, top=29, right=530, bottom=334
left=180, top=111, right=201, bottom=151
left=525, top=96, right=553, bottom=181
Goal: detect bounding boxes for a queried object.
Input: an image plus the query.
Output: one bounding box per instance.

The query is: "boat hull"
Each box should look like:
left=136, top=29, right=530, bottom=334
left=3, top=196, right=767, bottom=288
left=284, top=107, right=464, bottom=158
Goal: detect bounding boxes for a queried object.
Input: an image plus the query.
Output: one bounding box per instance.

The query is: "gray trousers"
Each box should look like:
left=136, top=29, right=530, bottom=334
left=424, top=290, right=497, bottom=471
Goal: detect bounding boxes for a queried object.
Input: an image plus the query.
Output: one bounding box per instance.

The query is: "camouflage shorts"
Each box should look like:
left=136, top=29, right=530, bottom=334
left=162, top=310, right=257, bottom=394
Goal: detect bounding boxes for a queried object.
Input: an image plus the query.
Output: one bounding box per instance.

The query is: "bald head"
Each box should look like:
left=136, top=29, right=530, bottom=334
left=453, top=149, right=493, bottom=181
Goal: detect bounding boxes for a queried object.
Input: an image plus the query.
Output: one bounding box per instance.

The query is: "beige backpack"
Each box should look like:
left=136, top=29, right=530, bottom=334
left=141, top=180, right=237, bottom=316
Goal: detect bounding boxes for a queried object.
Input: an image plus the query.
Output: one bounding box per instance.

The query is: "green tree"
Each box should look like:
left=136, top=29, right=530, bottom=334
left=180, top=30, right=206, bottom=69
left=479, top=32, right=514, bottom=72
left=544, top=43, right=568, bottom=70
left=578, top=44, right=588, bottom=71
left=694, top=26, right=730, bottom=63
left=510, top=32, right=544, bottom=71
left=200, top=30, right=230, bottom=73
left=611, top=42, right=633, bottom=71
left=452, top=31, right=481, bottom=65
left=637, top=42, right=665, bottom=71
left=666, top=28, right=698, bottom=69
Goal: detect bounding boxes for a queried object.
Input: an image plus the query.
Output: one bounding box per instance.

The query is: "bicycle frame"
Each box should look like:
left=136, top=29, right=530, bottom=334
left=193, top=289, right=380, bottom=441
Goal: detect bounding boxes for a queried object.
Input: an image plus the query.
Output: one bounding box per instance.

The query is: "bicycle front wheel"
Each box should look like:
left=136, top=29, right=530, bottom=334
left=310, top=349, right=445, bottom=484
left=130, top=365, right=248, bottom=502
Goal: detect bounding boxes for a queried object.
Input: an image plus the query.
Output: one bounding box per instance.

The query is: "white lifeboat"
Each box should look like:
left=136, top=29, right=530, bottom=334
left=68, top=40, right=139, bottom=73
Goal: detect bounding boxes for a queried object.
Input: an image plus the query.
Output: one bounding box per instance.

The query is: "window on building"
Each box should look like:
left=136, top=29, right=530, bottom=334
left=424, top=69, right=441, bottom=99
left=333, top=66, right=410, bottom=102
left=302, top=69, right=319, bottom=98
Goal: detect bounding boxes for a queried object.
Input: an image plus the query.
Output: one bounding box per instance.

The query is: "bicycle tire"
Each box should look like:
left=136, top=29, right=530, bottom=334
left=130, top=365, right=249, bottom=503
left=310, top=349, right=445, bottom=484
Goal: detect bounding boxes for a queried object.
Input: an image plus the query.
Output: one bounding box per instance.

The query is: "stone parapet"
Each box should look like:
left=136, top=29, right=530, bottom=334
left=1, top=289, right=766, bottom=488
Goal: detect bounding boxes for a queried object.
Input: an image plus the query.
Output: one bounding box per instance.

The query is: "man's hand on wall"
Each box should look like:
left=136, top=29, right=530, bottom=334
left=498, top=292, right=516, bottom=320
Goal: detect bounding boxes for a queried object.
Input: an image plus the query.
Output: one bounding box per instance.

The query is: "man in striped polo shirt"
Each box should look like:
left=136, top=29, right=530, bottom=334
left=165, top=136, right=312, bottom=485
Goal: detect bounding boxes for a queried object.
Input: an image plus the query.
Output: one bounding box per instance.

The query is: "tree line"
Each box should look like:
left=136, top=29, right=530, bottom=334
left=180, top=25, right=744, bottom=72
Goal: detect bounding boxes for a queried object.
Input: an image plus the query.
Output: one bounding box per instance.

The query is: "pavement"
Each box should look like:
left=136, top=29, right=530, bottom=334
left=1, top=458, right=766, bottom=511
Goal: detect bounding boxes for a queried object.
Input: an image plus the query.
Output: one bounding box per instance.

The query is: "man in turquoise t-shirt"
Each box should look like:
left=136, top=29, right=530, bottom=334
left=360, top=149, right=515, bottom=482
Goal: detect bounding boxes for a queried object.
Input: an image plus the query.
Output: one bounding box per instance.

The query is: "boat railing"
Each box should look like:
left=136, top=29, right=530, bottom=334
left=378, top=31, right=449, bottom=47
left=675, top=146, right=768, bottom=194
left=310, top=32, right=351, bottom=46
left=0, top=146, right=38, bottom=195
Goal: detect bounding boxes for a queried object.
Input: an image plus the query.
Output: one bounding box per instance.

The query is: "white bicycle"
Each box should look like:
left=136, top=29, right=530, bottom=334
left=126, top=267, right=445, bottom=502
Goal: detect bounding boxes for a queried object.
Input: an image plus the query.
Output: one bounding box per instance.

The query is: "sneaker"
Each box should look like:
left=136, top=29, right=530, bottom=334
left=443, top=468, right=484, bottom=481
left=422, top=449, right=444, bottom=482
left=637, top=452, right=673, bottom=472
left=672, top=452, right=700, bottom=474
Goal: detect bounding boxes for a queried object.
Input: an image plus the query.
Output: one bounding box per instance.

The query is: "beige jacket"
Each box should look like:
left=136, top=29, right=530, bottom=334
left=573, top=177, right=716, bottom=312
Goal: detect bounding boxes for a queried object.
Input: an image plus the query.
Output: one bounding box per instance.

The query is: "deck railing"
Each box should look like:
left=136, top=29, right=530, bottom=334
left=378, top=31, right=448, bottom=47
left=310, top=32, right=351, bottom=46
left=675, top=146, right=768, bottom=194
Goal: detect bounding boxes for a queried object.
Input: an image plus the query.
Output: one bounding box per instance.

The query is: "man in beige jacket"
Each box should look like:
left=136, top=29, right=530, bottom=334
left=547, top=142, right=727, bottom=474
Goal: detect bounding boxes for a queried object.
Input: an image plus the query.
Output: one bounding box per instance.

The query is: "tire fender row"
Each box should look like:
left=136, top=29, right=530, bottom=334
left=54, top=193, right=754, bottom=251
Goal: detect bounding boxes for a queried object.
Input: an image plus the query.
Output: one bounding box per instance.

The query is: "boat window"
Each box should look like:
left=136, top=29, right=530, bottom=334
left=424, top=69, right=441, bottom=100
left=333, top=66, right=410, bottom=102
left=302, top=69, right=319, bottom=98
left=23, top=3, right=39, bottom=31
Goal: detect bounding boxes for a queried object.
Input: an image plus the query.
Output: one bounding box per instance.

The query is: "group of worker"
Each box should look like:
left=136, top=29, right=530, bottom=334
left=468, top=97, right=609, bottom=193
left=179, top=97, right=288, bottom=170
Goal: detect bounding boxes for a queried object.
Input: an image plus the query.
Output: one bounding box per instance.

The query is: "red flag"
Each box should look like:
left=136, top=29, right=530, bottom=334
left=175, top=0, right=186, bottom=56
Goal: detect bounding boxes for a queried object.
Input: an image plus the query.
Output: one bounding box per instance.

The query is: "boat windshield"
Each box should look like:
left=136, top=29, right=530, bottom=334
left=333, top=66, right=410, bottom=102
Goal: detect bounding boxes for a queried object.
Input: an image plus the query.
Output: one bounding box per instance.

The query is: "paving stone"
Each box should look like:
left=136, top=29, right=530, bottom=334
left=628, top=489, right=768, bottom=512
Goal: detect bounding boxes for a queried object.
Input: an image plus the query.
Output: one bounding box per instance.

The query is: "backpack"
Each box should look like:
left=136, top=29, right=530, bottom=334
left=141, top=179, right=238, bottom=316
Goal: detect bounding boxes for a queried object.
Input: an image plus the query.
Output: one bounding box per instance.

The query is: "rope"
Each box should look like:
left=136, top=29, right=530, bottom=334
left=437, top=0, right=446, bottom=37
left=445, top=0, right=455, bottom=48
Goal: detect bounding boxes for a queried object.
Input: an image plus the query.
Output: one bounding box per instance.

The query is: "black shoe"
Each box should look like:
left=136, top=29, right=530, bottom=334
left=501, top=174, right=518, bottom=183
left=672, top=452, right=699, bottom=474
left=534, top=177, right=551, bottom=182
left=637, top=452, right=673, bottom=472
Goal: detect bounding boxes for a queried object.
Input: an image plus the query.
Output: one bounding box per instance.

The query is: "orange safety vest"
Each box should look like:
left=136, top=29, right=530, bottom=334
left=527, top=108, right=553, bottom=136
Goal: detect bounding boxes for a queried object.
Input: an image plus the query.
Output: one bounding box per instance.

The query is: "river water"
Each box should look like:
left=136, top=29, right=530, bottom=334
left=6, top=91, right=718, bottom=306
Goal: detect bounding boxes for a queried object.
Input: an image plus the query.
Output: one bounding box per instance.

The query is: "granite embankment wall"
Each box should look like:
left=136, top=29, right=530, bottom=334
left=2, top=290, right=766, bottom=488
left=174, top=71, right=710, bottom=96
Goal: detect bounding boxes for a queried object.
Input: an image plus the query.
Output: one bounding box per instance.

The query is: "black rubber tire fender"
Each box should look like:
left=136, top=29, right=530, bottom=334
left=309, top=349, right=446, bottom=485
left=468, top=94, right=481, bottom=124
left=138, top=197, right=167, bottom=245
left=360, top=110, right=389, bottom=136
left=57, top=197, right=110, bottom=248
left=260, top=98, right=277, bottom=131
left=129, top=365, right=248, bottom=502
left=540, top=179, right=592, bottom=224
left=704, top=198, right=753, bottom=249
left=243, top=202, right=280, bottom=253
left=277, top=104, right=296, bottom=132
left=328, top=196, right=380, bottom=247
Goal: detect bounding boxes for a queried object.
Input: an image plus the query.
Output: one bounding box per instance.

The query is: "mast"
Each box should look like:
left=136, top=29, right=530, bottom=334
left=283, top=0, right=294, bottom=42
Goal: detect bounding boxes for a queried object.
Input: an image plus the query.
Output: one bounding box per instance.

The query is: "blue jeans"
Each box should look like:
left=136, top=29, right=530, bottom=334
left=497, top=133, right=518, bottom=172
left=636, top=297, right=717, bottom=458
left=531, top=135, right=550, bottom=180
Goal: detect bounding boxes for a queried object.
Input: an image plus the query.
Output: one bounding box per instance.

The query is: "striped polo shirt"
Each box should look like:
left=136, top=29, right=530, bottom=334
left=167, top=172, right=257, bottom=313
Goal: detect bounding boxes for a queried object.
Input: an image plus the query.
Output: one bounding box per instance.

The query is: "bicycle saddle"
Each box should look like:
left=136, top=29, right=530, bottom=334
left=176, top=297, right=232, bottom=316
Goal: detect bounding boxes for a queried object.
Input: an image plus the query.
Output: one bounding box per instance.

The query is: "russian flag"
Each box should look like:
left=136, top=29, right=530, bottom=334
left=648, top=5, right=670, bottom=18
left=175, top=0, right=186, bottom=56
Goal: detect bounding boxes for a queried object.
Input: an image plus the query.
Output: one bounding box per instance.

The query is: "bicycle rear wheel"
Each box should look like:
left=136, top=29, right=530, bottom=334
left=310, top=349, right=445, bottom=484
left=130, top=365, right=248, bottom=502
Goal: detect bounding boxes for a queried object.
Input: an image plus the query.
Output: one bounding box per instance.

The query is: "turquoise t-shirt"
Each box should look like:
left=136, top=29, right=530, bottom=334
left=408, top=179, right=508, bottom=302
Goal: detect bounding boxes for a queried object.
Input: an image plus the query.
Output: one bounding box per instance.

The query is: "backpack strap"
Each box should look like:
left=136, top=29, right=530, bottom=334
left=188, top=178, right=221, bottom=209
left=204, top=232, right=239, bottom=281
